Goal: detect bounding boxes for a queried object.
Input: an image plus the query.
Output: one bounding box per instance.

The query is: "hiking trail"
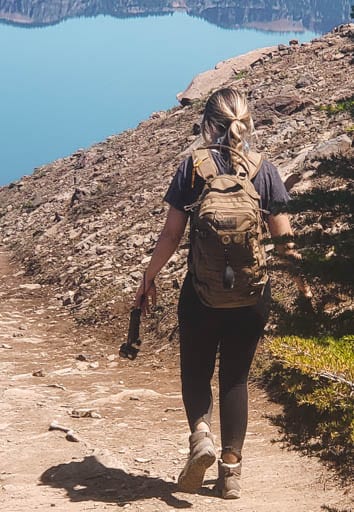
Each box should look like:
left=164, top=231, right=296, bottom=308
left=0, top=248, right=352, bottom=512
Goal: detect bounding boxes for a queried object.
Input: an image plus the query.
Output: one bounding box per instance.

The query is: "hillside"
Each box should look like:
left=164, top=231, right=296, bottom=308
left=1, top=23, right=352, bottom=327
left=0, top=22, right=353, bottom=482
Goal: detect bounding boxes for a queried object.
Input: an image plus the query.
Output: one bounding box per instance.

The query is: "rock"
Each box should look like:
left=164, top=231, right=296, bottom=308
left=53, top=212, right=63, bottom=222
left=76, top=353, right=89, bottom=361
left=284, top=173, right=302, bottom=191
left=257, top=94, right=314, bottom=116
left=149, top=111, right=166, bottom=120
left=306, top=135, right=352, bottom=161
left=74, top=152, right=86, bottom=169
left=61, top=290, right=80, bottom=306
left=19, top=284, right=42, bottom=291
left=70, top=187, right=88, bottom=207
left=32, top=369, right=46, bottom=377
left=68, top=228, right=82, bottom=240
left=130, top=270, right=143, bottom=281
left=176, top=46, right=277, bottom=105
left=296, top=74, right=313, bottom=88
left=92, top=389, right=163, bottom=405
left=331, top=52, right=345, bottom=61
left=31, top=193, right=45, bottom=208
left=69, top=409, right=101, bottom=419
left=95, top=245, right=114, bottom=255
left=132, top=235, right=144, bottom=247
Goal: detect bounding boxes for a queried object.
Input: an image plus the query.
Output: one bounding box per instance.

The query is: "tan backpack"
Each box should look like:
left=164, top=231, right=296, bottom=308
left=186, top=147, right=269, bottom=308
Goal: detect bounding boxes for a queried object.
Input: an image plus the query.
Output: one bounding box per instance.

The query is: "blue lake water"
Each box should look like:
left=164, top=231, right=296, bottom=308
left=0, top=12, right=318, bottom=186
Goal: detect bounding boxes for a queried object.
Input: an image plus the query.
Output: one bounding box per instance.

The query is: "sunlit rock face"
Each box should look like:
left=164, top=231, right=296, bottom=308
left=0, top=0, right=351, bottom=32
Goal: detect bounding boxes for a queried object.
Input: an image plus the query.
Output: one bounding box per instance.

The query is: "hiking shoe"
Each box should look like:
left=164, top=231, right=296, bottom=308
left=214, top=459, right=242, bottom=499
left=177, top=431, right=216, bottom=493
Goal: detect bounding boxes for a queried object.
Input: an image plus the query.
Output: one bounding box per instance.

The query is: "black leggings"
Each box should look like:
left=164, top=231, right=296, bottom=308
left=178, top=273, right=270, bottom=459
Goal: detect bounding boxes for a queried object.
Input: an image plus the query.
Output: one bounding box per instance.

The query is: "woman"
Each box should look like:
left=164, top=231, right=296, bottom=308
left=135, top=87, right=311, bottom=499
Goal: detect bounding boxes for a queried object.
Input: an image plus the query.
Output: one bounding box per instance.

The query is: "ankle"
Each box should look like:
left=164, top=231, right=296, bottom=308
left=193, top=421, right=210, bottom=433
left=221, top=452, right=241, bottom=464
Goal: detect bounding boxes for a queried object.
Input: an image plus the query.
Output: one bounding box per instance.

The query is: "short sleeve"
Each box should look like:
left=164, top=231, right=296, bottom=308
left=164, top=157, right=204, bottom=212
left=253, top=160, right=290, bottom=214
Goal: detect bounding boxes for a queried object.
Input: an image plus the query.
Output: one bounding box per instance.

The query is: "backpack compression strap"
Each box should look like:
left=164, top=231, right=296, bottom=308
left=192, top=147, right=263, bottom=184
left=191, top=148, right=219, bottom=185
left=246, top=151, right=263, bottom=180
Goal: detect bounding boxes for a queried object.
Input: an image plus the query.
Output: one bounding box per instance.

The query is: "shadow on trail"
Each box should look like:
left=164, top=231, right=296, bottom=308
left=40, top=456, right=192, bottom=508
left=321, top=506, right=353, bottom=512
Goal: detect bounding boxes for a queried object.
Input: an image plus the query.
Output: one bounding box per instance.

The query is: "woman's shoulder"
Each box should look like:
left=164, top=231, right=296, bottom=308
left=256, top=157, right=290, bottom=205
left=255, top=158, right=284, bottom=184
left=172, top=155, right=193, bottom=184
left=259, top=158, right=280, bottom=176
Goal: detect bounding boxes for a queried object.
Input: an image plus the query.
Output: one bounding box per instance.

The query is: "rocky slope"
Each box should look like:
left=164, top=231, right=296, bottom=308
left=0, top=0, right=351, bottom=32
left=0, top=24, right=353, bottom=344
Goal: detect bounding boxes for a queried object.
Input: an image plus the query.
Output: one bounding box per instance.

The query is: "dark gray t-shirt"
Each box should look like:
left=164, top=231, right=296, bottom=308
left=164, top=150, right=290, bottom=215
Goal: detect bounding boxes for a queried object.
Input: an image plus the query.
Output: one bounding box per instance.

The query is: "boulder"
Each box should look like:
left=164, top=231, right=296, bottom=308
left=306, top=135, right=352, bottom=162
left=176, top=46, right=277, bottom=105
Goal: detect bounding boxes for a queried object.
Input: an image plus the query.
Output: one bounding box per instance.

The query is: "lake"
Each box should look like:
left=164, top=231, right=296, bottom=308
left=0, top=1, right=351, bottom=186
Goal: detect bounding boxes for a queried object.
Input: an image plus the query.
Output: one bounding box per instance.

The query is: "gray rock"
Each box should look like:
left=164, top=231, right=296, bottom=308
left=130, top=270, right=143, bottom=281
left=306, top=135, right=352, bottom=161
left=62, top=290, right=79, bottom=306
left=296, top=74, right=313, bottom=88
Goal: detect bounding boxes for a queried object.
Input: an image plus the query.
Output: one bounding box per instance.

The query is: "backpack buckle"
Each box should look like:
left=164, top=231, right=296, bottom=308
left=235, top=169, right=247, bottom=179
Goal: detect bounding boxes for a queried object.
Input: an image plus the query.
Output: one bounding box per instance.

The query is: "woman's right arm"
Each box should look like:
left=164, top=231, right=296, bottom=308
left=135, top=205, right=188, bottom=312
left=268, top=213, right=312, bottom=298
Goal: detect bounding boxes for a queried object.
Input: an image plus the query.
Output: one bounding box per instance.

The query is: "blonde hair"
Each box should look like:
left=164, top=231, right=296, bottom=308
left=201, top=87, right=254, bottom=173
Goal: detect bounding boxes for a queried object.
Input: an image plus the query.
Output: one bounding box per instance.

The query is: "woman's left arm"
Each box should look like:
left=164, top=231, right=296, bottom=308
left=268, top=213, right=313, bottom=298
left=135, top=206, right=188, bottom=312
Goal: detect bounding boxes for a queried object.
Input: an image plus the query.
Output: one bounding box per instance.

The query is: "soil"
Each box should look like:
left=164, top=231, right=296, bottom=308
left=1, top=248, right=352, bottom=512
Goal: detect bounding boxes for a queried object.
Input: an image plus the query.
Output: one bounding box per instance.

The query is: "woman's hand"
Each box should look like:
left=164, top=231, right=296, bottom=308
left=135, top=277, right=157, bottom=315
left=133, top=206, right=188, bottom=314
left=282, top=247, right=313, bottom=299
left=268, top=213, right=313, bottom=299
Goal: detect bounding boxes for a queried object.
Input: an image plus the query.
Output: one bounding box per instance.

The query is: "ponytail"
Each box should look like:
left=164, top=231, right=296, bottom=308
left=201, top=88, right=254, bottom=173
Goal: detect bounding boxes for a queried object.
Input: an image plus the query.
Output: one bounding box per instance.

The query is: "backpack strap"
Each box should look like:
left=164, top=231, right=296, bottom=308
left=204, top=145, right=263, bottom=180
left=246, top=151, right=263, bottom=180
left=191, top=147, right=263, bottom=187
left=191, top=148, right=219, bottom=184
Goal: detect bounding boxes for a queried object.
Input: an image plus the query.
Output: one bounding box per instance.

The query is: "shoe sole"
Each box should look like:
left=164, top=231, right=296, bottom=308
left=222, top=489, right=241, bottom=499
left=214, top=485, right=241, bottom=500
left=177, top=451, right=216, bottom=493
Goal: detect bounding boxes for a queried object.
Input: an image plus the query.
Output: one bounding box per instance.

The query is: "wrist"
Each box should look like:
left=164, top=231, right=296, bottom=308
left=143, top=270, right=156, bottom=286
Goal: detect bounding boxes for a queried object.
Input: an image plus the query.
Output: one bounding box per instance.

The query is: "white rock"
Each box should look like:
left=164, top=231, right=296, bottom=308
left=19, top=284, right=42, bottom=291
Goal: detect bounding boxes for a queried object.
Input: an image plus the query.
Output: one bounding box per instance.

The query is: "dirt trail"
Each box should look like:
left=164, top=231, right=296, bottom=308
left=0, top=247, right=352, bottom=512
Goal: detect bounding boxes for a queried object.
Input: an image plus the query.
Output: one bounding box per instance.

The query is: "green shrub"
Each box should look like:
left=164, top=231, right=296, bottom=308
left=233, top=69, right=248, bottom=80
left=319, top=95, right=354, bottom=118
left=264, top=335, right=354, bottom=475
